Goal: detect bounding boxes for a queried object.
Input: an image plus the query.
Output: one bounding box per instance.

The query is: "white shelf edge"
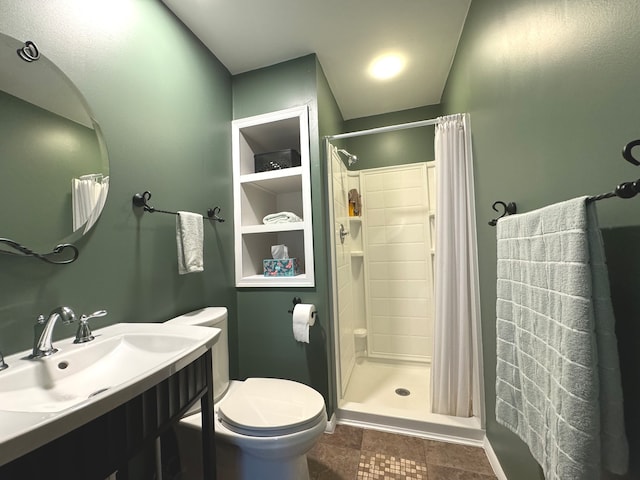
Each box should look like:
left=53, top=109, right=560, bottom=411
left=239, top=166, right=303, bottom=184
left=236, top=274, right=315, bottom=288
left=241, top=222, right=305, bottom=234
left=351, top=251, right=364, bottom=257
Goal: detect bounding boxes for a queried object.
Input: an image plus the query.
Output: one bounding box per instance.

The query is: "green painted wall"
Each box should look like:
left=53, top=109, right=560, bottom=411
left=0, top=0, right=236, bottom=384
left=231, top=55, right=337, bottom=413
left=601, top=227, right=640, bottom=477
left=316, top=59, right=346, bottom=144
left=343, top=105, right=443, bottom=170
left=442, top=0, right=640, bottom=478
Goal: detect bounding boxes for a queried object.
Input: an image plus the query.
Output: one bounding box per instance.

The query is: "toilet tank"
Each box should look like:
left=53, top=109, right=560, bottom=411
left=165, top=307, right=229, bottom=403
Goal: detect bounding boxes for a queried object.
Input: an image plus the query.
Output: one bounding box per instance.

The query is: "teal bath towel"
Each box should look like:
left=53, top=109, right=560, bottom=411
left=495, top=197, right=628, bottom=479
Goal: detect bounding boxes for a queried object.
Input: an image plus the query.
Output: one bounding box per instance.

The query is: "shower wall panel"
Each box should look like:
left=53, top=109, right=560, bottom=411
left=362, top=163, right=434, bottom=362
left=332, top=148, right=356, bottom=396
left=348, top=173, right=368, bottom=335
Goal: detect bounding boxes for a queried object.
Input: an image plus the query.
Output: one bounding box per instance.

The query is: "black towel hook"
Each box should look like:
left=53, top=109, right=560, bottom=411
left=622, top=139, right=640, bottom=166
left=207, top=206, right=225, bottom=223
left=488, top=201, right=517, bottom=226
left=132, top=191, right=156, bottom=213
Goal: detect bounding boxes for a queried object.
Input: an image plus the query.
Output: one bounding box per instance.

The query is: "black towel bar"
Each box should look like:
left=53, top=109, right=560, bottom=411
left=489, top=139, right=640, bottom=226
left=132, top=191, right=225, bottom=222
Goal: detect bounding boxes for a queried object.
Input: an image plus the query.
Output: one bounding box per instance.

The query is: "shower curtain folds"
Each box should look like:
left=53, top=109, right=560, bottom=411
left=431, top=113, right=481, bottom=418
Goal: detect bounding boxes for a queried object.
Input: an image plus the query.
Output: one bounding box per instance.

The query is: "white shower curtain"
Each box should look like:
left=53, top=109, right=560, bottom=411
left=431, top=113, right=482, bottom=417
left=72, top=174, right=109, bottom=234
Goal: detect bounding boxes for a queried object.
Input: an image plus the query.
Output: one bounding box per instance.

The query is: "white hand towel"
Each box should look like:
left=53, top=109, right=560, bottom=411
left=176, top=211, right=204, bottom=275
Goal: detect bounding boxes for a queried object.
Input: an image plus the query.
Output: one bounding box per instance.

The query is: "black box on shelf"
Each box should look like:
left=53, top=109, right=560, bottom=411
left=254, top=149, right=301, bottom=172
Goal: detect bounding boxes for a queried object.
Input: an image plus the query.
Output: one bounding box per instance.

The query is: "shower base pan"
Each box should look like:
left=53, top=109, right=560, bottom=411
left=337, top=358, right=484, bottom=445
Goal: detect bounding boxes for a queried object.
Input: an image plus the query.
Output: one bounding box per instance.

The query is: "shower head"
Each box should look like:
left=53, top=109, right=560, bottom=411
left=337, top=149, right=358, bottom=166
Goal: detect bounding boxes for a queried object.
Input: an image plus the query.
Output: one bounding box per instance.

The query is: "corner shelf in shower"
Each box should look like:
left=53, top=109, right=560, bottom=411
left=348, top=216, right=364, bottom=254
left=232, top=106, right=314, bottom=288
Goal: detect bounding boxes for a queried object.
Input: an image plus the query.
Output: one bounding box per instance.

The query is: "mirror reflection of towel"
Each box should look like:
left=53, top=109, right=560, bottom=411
left=348, top=189, right=361, bottom=215
left=176, top=211, right=204, bottom=274
left=72, top=174, right=109, bottom=233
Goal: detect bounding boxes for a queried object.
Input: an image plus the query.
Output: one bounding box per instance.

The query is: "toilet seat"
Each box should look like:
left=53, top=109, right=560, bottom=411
left=217, top=378, right=326, bottom=437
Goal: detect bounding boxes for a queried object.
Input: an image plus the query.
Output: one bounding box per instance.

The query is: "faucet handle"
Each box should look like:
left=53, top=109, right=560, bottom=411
left=0, top=351, right=8, bottom=372
left=84, top=310, right=108, bottom=320
left=74, top=310, right=107, bottom=344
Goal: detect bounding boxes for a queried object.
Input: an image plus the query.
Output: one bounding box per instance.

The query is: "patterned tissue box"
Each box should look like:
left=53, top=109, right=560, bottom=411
left=263, top=258, right=300, bottom=277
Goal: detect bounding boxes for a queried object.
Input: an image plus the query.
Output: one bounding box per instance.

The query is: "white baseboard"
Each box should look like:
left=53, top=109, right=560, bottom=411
left=483, top=436, right=507, bottom=480
left=325, top=412, right=337, bottom=434
left=336, top=409, right=484, bottom=446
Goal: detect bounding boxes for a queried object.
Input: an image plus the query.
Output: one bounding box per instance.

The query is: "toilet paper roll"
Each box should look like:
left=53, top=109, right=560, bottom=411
left=292, top=303, right=316, bottom=343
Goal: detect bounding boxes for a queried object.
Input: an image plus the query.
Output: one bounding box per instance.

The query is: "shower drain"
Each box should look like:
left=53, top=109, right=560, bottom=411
left=395, top=388, right=411, bottom=397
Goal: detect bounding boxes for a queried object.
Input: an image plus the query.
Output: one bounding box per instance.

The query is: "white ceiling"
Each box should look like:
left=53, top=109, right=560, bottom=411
left=162, top=0, right=471, bottom=120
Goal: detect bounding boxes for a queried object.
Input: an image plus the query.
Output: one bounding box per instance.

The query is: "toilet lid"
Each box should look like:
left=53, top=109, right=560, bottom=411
left=217, top=378, right=326, bottom=437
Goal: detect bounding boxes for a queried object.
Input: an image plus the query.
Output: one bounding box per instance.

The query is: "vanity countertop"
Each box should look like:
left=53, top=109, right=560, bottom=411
left=0, top=323, right=220, bottom=467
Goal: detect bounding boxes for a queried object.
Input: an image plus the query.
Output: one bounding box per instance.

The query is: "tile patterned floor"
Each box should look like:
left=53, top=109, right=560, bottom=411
left=357, top=453, right=427, bottom=479
left=308, top=425, right=498, bottom=480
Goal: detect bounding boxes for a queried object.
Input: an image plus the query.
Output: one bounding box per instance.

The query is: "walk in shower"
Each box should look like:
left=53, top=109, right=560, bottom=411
left=325, top=119, right=484, bottom=443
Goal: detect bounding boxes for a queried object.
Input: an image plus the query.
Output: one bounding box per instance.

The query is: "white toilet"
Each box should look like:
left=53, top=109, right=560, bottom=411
left=166, top=307, right=327, bottom=480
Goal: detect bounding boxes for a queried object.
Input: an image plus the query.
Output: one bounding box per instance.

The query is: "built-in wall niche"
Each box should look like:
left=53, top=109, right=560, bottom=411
left=240, top=174, right=303, bottom=227
left=237, top=117, right=300, bottom=175
left=240, top=230, right=305, bottom=279
left=232, top=106, right=314, bottom=287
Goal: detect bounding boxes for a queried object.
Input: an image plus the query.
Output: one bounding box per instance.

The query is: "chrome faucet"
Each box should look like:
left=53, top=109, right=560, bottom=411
left=30, top=306, right=77, bottom=358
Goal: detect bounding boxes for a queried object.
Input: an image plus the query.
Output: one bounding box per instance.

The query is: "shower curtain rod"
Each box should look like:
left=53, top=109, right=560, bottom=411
left=325, top=117, right=439, bottom=141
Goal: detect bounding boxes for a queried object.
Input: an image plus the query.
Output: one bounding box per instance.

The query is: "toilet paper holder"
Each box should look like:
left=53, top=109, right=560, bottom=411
left=288, top=297, right=317, bottom=318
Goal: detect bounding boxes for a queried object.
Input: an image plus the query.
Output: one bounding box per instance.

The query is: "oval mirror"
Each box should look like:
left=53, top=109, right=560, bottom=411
left=0, top=33, right=109, bottom=258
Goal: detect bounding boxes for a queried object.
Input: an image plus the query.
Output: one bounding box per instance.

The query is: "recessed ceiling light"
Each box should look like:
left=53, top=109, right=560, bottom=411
left=368, top=54, right=405, bottom=80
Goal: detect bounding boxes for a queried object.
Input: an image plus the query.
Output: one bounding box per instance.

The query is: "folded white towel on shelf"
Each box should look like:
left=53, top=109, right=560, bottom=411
left=495, top=196, right=628, bottom=480
left=176, top=211, right=204, bottom=275
left=262, top=211, right=302, bottom=224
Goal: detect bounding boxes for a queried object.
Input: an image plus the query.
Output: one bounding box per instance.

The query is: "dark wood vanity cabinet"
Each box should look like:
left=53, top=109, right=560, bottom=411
left=0, top=350, right=216, bottom=480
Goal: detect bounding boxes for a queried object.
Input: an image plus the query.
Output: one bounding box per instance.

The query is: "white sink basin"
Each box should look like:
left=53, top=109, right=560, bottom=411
left=0, top=322, right=220, bottom=467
